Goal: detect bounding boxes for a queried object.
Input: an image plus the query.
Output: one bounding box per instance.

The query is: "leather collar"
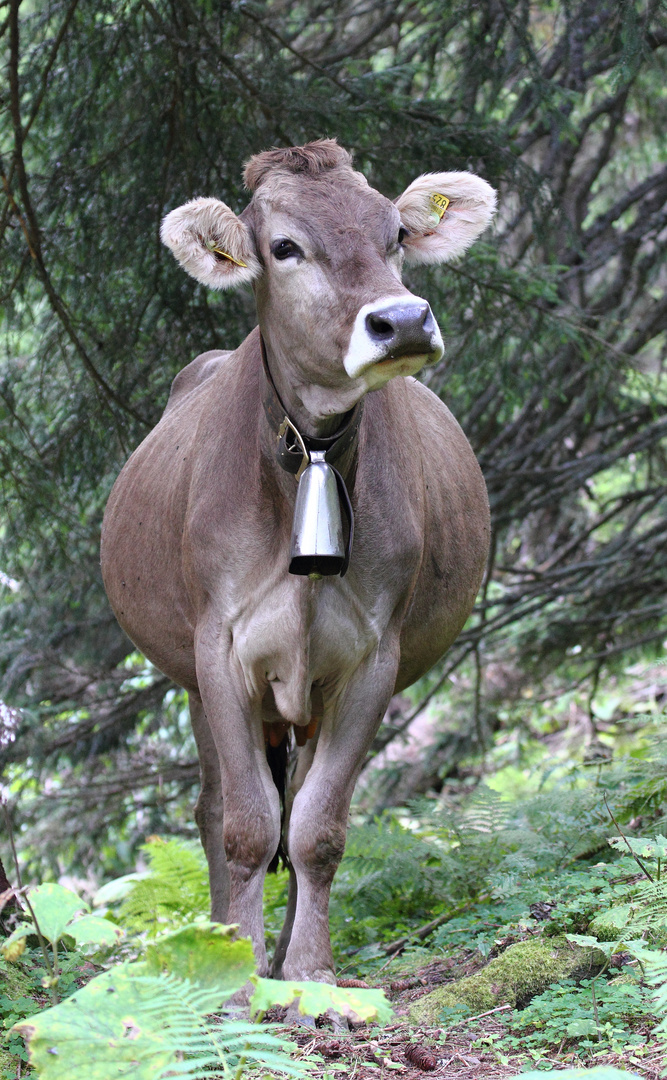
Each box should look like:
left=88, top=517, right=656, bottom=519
left=260, top=334, right=363, bottom=479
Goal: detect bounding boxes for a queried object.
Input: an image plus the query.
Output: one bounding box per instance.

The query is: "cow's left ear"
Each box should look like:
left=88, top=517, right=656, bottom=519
left=160, top=197, right=261, bottom=289
left=394, top=172, right=497, bottom=265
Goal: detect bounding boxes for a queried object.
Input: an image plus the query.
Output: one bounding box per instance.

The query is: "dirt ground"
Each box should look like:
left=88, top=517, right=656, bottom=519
left=283, top=957, right=666, bottom=1080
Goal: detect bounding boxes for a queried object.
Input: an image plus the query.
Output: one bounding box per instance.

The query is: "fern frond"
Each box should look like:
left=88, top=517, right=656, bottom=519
left=120, top=972, right=307, bottom=1080
left=625, top=878, right=667, bottom=934
left=119, top=837, right=210, bottom=936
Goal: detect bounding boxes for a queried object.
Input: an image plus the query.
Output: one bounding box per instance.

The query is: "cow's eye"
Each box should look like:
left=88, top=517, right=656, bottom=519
left=398, top=226, right=409, bottom=245
left=271, top=239, right=301, bottom=260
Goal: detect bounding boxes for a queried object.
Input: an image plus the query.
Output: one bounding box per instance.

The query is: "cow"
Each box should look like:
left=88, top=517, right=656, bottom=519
left=101, top=139, right=495, bottom=986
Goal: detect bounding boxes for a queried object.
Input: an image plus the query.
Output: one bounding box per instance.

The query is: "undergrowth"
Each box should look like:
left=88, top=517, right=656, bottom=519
left=3, top=703, right=667, bottom=1075
left=330, top=717, right=667, bottom=969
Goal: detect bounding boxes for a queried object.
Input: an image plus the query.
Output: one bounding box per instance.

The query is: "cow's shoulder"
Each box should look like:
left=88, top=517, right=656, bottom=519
left=163, top=349, right=233, bottom=416
left=403, top=375, right=460, bottom=431
left=395, top=376, right=490, bottom=692
left=402, top=374, right=483, bottom=468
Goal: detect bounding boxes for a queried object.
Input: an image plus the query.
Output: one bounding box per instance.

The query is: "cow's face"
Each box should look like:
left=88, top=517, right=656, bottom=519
left=161, top=142, right=496, bottom=424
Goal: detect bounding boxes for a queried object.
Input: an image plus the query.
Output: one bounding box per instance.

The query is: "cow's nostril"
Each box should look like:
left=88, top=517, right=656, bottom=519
left=366, top=314, right=395, bottom=340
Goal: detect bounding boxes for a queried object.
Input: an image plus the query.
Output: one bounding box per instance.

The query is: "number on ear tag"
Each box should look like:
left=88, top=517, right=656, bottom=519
left=429, top=193, right=451, bottom=221
left=204, top=238, right=248, bottom=268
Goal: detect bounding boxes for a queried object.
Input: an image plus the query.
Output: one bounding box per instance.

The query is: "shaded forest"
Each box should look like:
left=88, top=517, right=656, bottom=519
left=0, top=0, right=666, bottom=879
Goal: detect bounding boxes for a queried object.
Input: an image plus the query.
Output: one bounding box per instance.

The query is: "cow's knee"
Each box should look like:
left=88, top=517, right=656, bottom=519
left=288, top=816, right=346, bottom=887
left=224, top=809, right=280, bottom=884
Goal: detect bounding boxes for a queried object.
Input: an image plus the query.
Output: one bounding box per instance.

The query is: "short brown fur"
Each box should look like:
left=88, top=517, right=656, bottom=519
left=102, top=143, right=492, bottom=990
left=244, top=138, right=352, bottom=190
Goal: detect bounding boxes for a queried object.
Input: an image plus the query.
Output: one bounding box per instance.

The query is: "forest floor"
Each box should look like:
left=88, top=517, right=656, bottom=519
left=282, top=953, right=667, bottom=1080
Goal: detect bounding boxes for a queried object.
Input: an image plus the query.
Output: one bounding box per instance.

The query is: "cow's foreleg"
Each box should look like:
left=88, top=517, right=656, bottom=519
left=190, top=694, right=229, bottom=922
left=281, top=653, right=397, bottom=983
left=196, top=654, right=281, bottom=976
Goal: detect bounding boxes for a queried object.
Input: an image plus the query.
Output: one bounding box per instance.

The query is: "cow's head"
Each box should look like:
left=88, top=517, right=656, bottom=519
left=162, top=141, right=496, bottom=428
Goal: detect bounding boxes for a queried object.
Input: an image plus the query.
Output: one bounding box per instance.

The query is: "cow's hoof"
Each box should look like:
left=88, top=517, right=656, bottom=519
left=326, top=1008, right=351, bottom=1032
left=285, top=1001, right=316, bottom=1027
left=225, top=981, right=253, bottom=1010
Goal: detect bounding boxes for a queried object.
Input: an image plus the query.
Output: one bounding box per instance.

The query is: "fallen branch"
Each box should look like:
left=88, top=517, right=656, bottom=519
left=381, top=895, right=492, bottom=957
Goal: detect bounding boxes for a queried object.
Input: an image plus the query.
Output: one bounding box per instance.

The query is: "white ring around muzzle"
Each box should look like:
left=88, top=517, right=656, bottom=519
left=343, top=294, right=444, bottom=380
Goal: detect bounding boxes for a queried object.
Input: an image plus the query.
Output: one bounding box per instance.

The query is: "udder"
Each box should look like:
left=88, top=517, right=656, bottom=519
left=230, top=574, right=383, bottom=734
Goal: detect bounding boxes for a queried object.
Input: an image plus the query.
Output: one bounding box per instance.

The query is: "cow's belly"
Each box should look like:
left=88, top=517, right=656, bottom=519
left=229, top=572, right=389, bottom=726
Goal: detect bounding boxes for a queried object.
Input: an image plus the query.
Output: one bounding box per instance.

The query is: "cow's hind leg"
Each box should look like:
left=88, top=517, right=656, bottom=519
left=190, top=694, right=230, bottom=922
left=270, top=734, right=318, bottom=978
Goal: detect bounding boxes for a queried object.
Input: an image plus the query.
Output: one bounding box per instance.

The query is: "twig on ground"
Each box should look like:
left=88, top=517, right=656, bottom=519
left=444, top=1003, right=512, bottom=1030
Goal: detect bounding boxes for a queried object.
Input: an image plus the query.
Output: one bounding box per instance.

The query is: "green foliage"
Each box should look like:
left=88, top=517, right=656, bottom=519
left=643, top=949, right=667, bottom=1042
left=251, top=977, right=393, bottom=1025
left=3, top=883, right=121, bottom=957
left=330, top=718, right=667, bottom=971
left=503, top=977, right=651, bottom=1056
left=8, top=888, right=392, bottom=1080
left=145, top=924, right=254, bottom=995
left=15, top=963, right=307, bottom=1080
left=1, top=953, right=45, bottom=1079
left=115, top=837, right=209, bottom=937
left=330, top=782, right=627, bottom=966
left=607, top=835, right=667, bottom=862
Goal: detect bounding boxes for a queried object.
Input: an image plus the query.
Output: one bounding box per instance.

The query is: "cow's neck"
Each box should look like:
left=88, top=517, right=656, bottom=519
left=259, top=333, right=362, bottom=485
left=260, top=334, right=359, bottom=440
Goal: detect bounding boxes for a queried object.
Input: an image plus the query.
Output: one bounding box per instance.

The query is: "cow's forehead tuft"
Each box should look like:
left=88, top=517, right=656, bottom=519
left=244, top=139, right=353, bottom=191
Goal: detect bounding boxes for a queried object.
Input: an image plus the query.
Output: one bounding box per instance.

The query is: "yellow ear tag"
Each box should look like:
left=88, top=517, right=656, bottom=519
left=429, top=192, right=450, bottom=224
left=204, top=238, right=248, bottom=268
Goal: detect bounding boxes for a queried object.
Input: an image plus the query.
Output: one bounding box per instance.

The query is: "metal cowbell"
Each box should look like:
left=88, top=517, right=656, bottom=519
left=289, top=450, right=345, bottom=577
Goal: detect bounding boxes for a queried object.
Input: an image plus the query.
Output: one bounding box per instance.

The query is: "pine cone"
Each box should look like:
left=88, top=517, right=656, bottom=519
left=336, top=977, right=370, bottom=988
left=390, top=977, right=422, bottom=992
left=405, top=1044, right=437, bottom=1071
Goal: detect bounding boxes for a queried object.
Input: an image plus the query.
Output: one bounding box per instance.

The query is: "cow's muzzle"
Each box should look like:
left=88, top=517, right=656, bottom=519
left=366, top=301, right=437, bottom=360
left=344, top=294, right=444, bottom=380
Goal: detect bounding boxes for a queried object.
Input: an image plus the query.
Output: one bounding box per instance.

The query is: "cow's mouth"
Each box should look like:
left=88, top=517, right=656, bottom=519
left=375, top=349, right=433, bottom=368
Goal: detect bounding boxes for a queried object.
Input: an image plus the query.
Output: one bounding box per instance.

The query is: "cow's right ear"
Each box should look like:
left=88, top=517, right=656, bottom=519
left=160, top=197, right=261, bottom=289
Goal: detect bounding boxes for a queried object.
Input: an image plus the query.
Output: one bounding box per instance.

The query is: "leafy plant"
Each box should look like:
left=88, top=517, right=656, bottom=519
left=12, top=922, right=391, bottom=1080
left=112, top=837, right=210, bottom=938
left=1, top=950, right=46, bottom=1078
left=2, top=883, right=121, bottom=1004
left=251, top=977, right=392, bottom=1025
left=503, top=977, right=651, bottom=1056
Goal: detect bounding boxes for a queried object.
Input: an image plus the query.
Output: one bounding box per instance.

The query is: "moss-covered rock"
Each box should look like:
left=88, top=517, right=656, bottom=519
left=1, top=957, right=34, bottom=1000
left=408, top=934, right=605, bottom=1025
left=588, top=905, right=633, bottom=942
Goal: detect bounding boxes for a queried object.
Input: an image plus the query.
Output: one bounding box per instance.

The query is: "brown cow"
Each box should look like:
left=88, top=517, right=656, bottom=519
left=101, top=140, right=495, bottom=984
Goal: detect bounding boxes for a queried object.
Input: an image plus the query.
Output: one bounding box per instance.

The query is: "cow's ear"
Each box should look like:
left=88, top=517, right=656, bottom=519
left=160, top=197, right=260, bottom=289
left=394, top=172, right=496, bottom=265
